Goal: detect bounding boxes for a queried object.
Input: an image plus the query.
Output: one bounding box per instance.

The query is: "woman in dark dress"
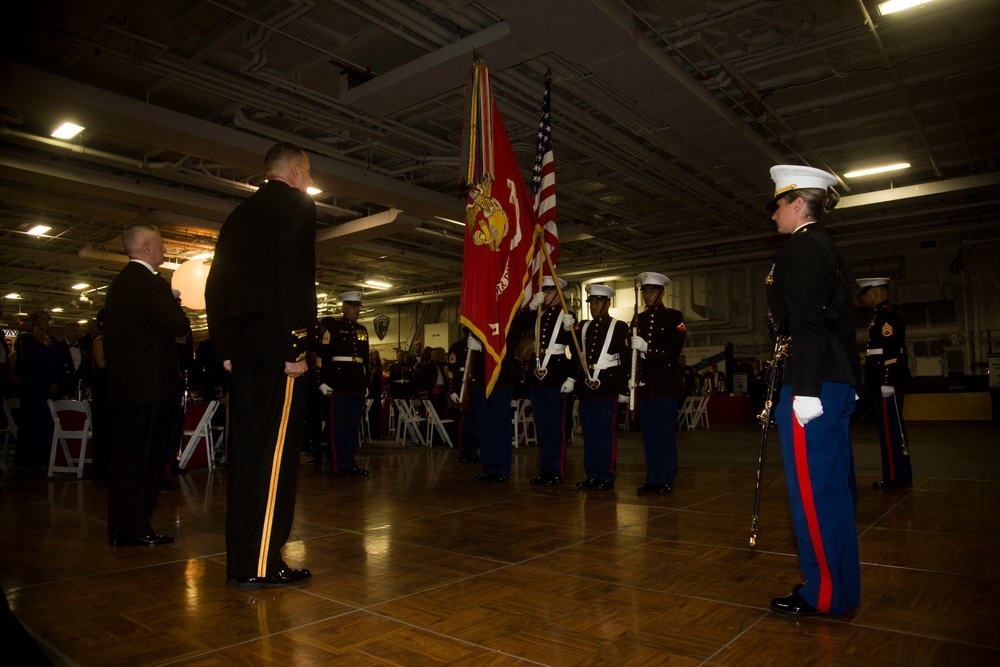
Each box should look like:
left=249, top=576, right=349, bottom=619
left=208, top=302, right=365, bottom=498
left=13, top=310, right=60, bottom=468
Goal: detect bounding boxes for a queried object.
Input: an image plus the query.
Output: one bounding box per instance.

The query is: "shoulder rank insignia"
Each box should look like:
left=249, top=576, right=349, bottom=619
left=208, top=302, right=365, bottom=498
left=677, top=322, right=687, bottom=332
left=881, top=322, right=894, bottom=337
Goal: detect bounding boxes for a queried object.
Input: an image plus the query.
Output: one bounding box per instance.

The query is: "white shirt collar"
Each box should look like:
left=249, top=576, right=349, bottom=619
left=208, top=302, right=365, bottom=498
left=129, top=258, right=157, bottom=274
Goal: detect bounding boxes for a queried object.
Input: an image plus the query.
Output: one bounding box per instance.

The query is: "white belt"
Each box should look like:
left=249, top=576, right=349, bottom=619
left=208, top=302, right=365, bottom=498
left=589, top=360, right=620, bottom=371
left=541, top=344, right=565, bottom=354
left=867, top=348, right=883, bottom=355
left=332, top=356, right=363, bottom=363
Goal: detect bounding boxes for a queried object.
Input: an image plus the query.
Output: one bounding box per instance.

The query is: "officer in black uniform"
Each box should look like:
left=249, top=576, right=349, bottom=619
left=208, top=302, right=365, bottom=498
left=858, top=277, right=912, bottom=489
left=631, top=271, right=687, bottom=495
left=468, top=329, right=519, bottom=483
left=510, top=275, right=576, bottom=485
left=574, top=284, right=630, bottom=491
left=318, top=290, right=370, bottom=477
left=388, top=349, right=414, bottom=401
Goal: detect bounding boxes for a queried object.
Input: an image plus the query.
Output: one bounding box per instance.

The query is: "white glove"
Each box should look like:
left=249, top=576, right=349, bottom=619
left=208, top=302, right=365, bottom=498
left=450, top=392, right=459, bottom=403
left=618, top=394, right=628, bottom=403
left=881, top=385, right=895, bottom=397
left=560, top=378, right=575, bottom=393
left=467, top=335, right=482, bottom=352
left=630, top=335, right=648, bottom=353
left=319, top=383, right=332, bottom=396
left=793, top=396, right=823, bottom=427
left=528, top=292, right=545, bottom=311
left=561, top=313, right=575, bottom=331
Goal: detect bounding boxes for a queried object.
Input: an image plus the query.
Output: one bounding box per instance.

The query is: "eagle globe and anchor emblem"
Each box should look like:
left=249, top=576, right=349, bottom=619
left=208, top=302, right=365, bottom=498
left=466, top=178, right=510, bottom=251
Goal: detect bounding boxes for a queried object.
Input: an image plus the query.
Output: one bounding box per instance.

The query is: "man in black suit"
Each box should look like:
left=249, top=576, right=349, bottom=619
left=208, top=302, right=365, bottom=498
left=205, top=142, right=317, bottom=591
left=57, top=321, right=90, bottom=399
left=104, top=223, right=191, bottom=546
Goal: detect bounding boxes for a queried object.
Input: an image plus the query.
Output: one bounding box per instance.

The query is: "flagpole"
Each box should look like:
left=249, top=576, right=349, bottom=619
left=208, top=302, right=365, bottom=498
left=535, top=227, right=589, bottom=378
left=534, top=264, right=544, bottom=372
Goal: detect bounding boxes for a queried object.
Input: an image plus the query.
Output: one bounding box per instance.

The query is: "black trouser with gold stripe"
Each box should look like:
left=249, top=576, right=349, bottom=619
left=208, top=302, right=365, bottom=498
left=225, top=314, right=307, bottom=579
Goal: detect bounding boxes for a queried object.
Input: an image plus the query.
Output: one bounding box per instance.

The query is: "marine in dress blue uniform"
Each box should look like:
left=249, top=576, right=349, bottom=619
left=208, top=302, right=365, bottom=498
left=510, top=275, right=576, bottom=485
left=631, top=272, right=687, bottom=495
left=858, top=278, right=912, bottom=489
left=765, top=164, right=861, bottom=617
left=467, top=330, right=518, bottom=483
left=319, top=291, right=370, bottom=477
left=573, top=284, right=630, bottom=491
left=448, top=334, right=480, bottom=463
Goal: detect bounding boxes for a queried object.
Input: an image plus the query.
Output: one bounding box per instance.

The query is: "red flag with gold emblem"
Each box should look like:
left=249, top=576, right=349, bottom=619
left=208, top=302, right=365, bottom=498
left=459, top=60, right=537, bottom=396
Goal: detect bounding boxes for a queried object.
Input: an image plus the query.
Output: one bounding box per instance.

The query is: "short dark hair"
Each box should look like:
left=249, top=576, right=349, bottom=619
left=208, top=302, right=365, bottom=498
left=121, top=223, right=159, bottom=254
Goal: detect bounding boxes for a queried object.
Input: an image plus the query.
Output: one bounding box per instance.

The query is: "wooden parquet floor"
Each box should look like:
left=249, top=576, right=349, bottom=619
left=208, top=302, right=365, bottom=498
left=2, top=421, right=998, bottom=666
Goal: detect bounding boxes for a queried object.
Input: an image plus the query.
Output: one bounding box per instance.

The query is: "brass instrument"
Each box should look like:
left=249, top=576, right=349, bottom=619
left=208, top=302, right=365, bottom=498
left=749, top=325, right=791, bottom=547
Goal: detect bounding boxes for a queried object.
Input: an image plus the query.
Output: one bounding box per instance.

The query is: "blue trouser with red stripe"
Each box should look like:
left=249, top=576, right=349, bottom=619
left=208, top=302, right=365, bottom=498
left=473, top=385, right=513, bottom=476
left=529, top=385, right=569, bottom=476
left=873, top=391, right=912, bottom=485
left=776, top=382, right=860, bottom=615
left=330, top=392, right=363, bottom=472
left=578, top=397, right=619, bottom=483
left=638, top=396, right=679, bottom=484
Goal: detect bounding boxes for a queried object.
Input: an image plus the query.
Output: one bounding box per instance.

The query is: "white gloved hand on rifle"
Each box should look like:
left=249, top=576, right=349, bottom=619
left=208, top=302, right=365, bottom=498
left=630, top=335, right=648, bottom=353
left=880, top=385, right=895, bottom=397
left=561, top=313, right=575, bottom=331
left=467, top=335, right=482, bottom=352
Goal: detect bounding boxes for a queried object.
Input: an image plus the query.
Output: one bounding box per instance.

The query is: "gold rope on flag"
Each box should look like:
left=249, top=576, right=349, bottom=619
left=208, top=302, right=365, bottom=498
left=460, top=53, right=494, bottom=185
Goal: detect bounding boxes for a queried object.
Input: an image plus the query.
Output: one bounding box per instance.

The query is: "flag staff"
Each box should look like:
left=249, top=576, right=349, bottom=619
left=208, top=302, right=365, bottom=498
left=534, top=226, right=589, bottom=378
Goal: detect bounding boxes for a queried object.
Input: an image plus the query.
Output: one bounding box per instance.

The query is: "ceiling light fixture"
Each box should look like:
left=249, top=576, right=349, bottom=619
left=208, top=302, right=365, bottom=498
left=306, top=187, right=322, bottom=196
left=877, top=0, right=934, bottom=16
left=434, top=216, right=466, bottom=227
left=27, top=225, right=52, bottom=236
left=4, top=293, right=21, bottom=299
left=51, top=122, right=84, bottom=139
left=51, top=308, right=64, bottom=312
left=71, top=283, right=90, bottom=290
left=364, top=279, right=393, bottom=289
left=843, top=162, right=911, bottom=178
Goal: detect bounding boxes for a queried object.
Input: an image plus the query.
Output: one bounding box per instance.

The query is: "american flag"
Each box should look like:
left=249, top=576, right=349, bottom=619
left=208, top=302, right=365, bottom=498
left=526, top=73, right=559, bottom=300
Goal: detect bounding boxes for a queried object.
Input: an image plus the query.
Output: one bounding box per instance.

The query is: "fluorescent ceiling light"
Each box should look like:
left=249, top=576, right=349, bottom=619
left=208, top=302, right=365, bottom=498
left=51, top=307, right=64, bottom=312
left=191, top=252, right=213, bottom=261
left=77, top=319, right=88, bottom=324
left=27, top=225, right=51, bottom=236
left=844, top=162, right=911, bottom=178
left=159, top=261, right=181, bottom=270
left=434, top=216, right=466, bottom=227
left=877, top=0, right=933, bottom=16
left=306, top=187, right=322, bottom=195
left=4, top=293, right=21, bottom=299
left=71, top=283, right=90, bottom=290
left=364, top=279, right=393, bottom=289
left=51, top=122, right=85, bottom=139
left=317, top=293, right=328, bottom=299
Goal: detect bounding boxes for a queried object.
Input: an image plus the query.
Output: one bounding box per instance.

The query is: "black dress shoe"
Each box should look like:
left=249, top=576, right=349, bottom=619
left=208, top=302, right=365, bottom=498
left=334, top=467, right=370, bottom=477
left=109, top=533, right=174, bottom=546
left=229, top=567, right=312, bottom=591
left=769, top=590, right=820, bottom=616
left=529, top=473, right=548, bottom=485
left=872, top=479, right=912, bottom=489
left=545, top=475, right=563, bottom=486
left=473, top=473, right=508, bottom=483
left=458, top=455, right=480, bottom=464
left=636, top=482, right=673, bottom=495
left=591, top=480, right=614, bottom=491
left=576, top=478, right=599, bottom=489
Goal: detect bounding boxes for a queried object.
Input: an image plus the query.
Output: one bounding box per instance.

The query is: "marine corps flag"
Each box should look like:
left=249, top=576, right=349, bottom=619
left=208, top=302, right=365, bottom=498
left=459, top=56, right=537, bottom=397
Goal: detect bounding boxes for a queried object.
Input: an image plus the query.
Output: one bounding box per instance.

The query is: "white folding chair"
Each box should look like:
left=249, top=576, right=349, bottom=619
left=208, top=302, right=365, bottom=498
left=688, top=395, right=711, bottom=430
left=47, top=399, right=93, bottom=478
left=1, top=398, right=20, bottom=471
left=422, top=399, right=454, bottom=448
left=393, top=398, right=426, bottom=446
left=511, top=399, right=536, bottom=448
left=178, top=400, right=220, bottom=470
left=359, top=398, right=373, bottom=451
left=677, top=396, right=694, bottom=429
